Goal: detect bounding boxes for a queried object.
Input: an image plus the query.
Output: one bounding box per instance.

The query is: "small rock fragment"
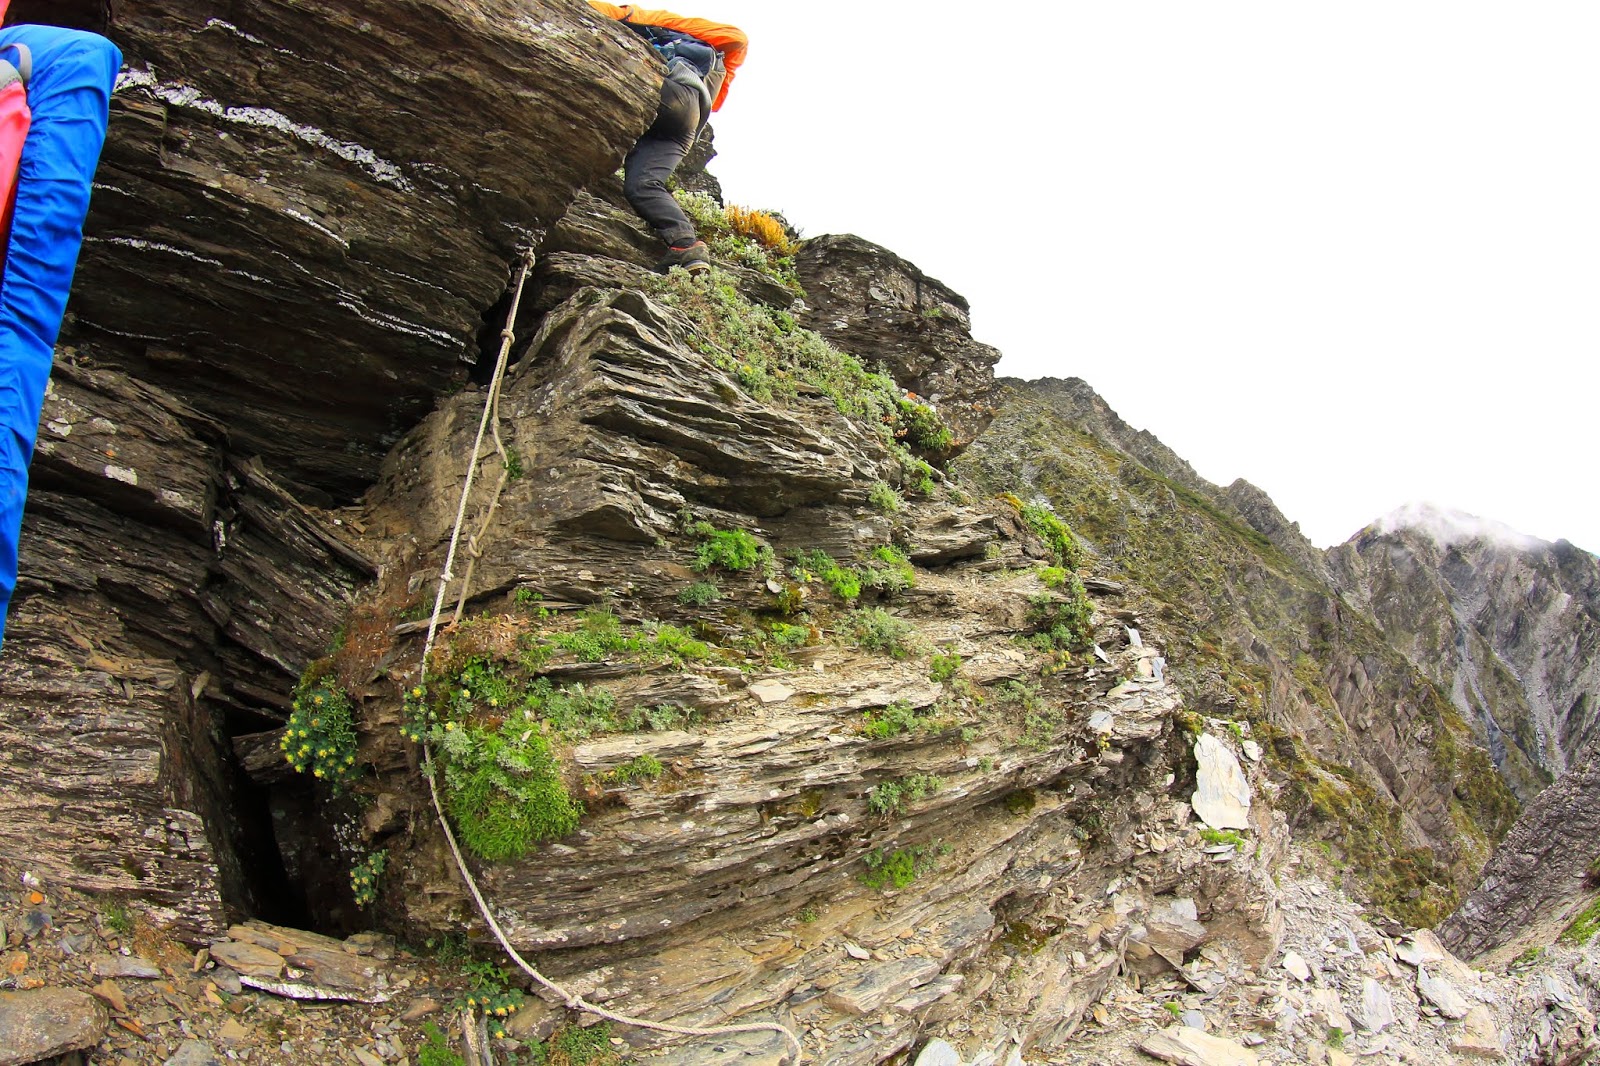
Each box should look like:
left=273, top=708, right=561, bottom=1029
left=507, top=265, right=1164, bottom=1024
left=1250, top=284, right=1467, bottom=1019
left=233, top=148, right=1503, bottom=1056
left=400, top=997, right=441, bottom=1022
left=1450, top=1004, right=1505, bottom=1060
left=1416, top=966, right=1471, bottom=1019
left=217, top=1017, right=251, bottom=1044
left=90, top=979, right=128, bottom=1015
left=1139, top=1027, right=1259, bottom=1066
left=1192, top=734, right=1251, bottom=830
left=1394, top=930, right=1449, bottom=968
left=209, top=941, right=286, bottom=979
left=164, top=1040, right=223, bottom=1066
left=90, top=954, right=162, bottom=980
left=1357, top=977, right=1395, bottom=1032
left=1281, top=951, right=1312, bottom=983
left=913, top=1037, right=962, bottom=1066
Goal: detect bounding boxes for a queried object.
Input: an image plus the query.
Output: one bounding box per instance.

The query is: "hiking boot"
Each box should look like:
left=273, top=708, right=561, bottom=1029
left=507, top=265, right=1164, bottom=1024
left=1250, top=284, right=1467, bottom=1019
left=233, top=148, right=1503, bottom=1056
left=656, top=240, right=711, bottom=274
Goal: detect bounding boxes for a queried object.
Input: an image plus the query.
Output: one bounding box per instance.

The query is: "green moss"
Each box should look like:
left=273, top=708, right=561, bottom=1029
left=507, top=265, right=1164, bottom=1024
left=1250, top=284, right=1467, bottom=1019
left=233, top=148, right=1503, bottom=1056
left=1199, top=828, right=1245, bottom=847
left=869, top=481, right=903, bottom=514
left=1018, top=502, right=1083, bottom=570
left=651, top=269, right=955, bottom=459
left=1003, top=789, right=1036, bottom=815
left=545, top=608, right=714, bottom=669
left=1022, top=581, right=1093, bottom=652
left=1560, top=896, right=1600, bottom=945
left=860, top=844, right=942, bottom=892
left=862, top=700, right=922, bottom=739
left=791, top=549, right=862, bottom=602
left=677, top=580, right=722, bottom=606
left=859, top=545, right=916, bottom=594
left=604, top=754, right=664, bottom=785
left=868, top=774, right=943, bottom=816
left=418, top=1023, right=465, bottom=1066
left=894, top=398, right=955, bottom=453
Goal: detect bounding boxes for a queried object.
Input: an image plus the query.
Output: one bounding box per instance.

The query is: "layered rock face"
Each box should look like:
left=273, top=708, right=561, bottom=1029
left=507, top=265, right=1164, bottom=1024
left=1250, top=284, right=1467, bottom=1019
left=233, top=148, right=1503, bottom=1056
left=1329, top=506, right=1600, bottom=798
left=1441, top=733, right=1600, bottom=962
left=318, top=187, right=1282, bottom=1059
left=0, top=0, right=657, bottom=935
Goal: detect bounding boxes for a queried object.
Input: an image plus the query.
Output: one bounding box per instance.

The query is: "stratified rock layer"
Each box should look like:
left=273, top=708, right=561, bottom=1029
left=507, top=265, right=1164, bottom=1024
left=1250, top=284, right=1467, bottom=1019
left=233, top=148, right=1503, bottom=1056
left=0, top=0, right=658, bottom=935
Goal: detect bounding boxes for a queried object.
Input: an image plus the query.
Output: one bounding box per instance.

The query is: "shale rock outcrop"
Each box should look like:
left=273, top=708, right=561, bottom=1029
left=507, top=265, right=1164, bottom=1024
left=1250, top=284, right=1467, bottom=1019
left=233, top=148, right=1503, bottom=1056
left=2, top=0, right=660, bottom=936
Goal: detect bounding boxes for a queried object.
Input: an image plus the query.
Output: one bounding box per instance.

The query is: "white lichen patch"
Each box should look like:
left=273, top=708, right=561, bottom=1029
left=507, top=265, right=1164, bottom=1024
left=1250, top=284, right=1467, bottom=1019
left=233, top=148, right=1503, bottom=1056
left=104, top=465, right=140, bottom=486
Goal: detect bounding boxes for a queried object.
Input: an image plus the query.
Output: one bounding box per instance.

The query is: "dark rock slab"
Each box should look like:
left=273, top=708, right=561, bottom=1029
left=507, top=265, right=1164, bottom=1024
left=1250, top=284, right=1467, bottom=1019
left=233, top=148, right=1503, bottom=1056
left=75, top=0, right=661, bottom=497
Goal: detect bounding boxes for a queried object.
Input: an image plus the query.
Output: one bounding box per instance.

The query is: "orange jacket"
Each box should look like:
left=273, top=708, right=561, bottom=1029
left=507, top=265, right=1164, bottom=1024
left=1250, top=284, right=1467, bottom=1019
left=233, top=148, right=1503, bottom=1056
left=0, top=2, right=10, bottom=22
left=588, top=2, right=747, bottom=112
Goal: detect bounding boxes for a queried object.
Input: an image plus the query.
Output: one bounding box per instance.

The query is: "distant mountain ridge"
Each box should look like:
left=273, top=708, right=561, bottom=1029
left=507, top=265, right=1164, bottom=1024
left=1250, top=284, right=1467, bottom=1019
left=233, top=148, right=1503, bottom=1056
left=1329, top=502, right=1600, bottom=797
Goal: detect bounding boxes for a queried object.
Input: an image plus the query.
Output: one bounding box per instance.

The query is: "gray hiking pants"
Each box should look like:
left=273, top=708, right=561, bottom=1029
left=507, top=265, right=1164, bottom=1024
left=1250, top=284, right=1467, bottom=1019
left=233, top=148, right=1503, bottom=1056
left=623, top=66, right=707, bottom=248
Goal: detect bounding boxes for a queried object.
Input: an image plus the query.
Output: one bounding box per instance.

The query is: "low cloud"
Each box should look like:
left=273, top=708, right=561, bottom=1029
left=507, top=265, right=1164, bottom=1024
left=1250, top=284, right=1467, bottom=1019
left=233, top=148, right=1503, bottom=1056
left=1373, top=502, right=1543, bottom=550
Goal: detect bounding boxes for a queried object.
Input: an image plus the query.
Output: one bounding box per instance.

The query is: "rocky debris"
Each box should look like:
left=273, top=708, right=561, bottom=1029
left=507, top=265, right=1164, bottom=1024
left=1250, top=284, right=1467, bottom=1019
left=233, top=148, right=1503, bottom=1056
left=164, top=1041, right=223, bottom=1066
left=0, top=986, right=108, bottom=1065
left=0, top=866, right=489, bottom=1064
left=1356, top=977, right=1395, bottom=1032
left=1451, top=1004, right=1506, bottom=1059
left=1416, top=966, right=1472, bottom=1019
left=208, top=922, right=397, bottom=1002
left=1027, top=862, right=1600, bottom=1066
left=796, top=234, right=1001, bottom=448
left=1192, top=735, right=1252, bottom=831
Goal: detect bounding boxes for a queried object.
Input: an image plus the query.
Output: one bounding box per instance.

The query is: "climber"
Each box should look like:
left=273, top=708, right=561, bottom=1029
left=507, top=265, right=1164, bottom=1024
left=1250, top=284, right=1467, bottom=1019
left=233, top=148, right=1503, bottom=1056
left=0, top=0, right=121, bottom=648
left=587, top=3, right=747, bottom=273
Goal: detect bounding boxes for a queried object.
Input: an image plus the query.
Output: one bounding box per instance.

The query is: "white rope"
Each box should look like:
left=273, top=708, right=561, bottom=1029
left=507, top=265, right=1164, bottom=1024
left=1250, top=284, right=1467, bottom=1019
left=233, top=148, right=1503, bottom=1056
left=416, top=250, right=803, bottom=1064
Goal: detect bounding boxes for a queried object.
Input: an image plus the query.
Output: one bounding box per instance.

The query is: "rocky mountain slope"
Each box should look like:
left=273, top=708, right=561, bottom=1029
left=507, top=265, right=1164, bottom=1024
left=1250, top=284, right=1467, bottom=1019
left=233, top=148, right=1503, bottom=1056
left=1328, top=503, right=1600, bottom=799
left=956, top=379, right=1517, bottom=926
left=0, top=2, right=1594, bottom=1064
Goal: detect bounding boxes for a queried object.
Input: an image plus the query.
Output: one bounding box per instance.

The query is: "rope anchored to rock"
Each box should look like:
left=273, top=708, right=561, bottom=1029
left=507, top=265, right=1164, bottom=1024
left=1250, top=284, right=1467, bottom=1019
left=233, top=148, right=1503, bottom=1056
left=415, top=247, right=803, bottom=1064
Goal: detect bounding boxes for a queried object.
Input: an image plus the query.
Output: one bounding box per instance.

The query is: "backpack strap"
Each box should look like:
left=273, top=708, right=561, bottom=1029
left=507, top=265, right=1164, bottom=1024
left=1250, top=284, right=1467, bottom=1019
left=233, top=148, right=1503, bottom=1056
left=0, top=43, right=31, bottom=91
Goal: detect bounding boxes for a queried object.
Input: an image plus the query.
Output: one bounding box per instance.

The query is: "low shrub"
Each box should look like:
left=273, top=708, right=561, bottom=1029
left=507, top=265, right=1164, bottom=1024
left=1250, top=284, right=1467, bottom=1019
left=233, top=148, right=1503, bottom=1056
left=693, top=524, right=762, bottom=572
left=848, top=607, right=920, bottom=659
left=1018, top=501, right=1083, bottom=570
left=929, top=651, right=963, bottom=683
left=860, top=545, right=916, bottom=594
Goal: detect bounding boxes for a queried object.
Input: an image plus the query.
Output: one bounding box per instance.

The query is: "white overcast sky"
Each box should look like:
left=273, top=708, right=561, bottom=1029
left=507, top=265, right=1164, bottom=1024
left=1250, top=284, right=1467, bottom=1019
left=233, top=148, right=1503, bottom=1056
left=702, top=2, right=1600, bottom=554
